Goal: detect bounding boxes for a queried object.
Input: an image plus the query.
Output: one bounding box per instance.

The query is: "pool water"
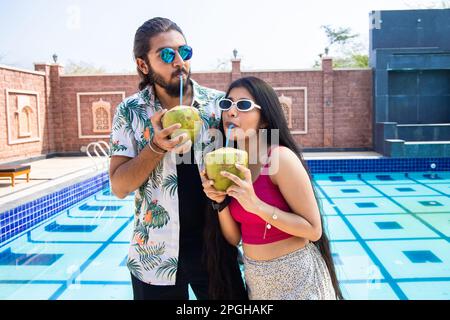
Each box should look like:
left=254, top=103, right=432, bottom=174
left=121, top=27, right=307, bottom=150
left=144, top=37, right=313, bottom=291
left=0, top=171, right=449, bottom=300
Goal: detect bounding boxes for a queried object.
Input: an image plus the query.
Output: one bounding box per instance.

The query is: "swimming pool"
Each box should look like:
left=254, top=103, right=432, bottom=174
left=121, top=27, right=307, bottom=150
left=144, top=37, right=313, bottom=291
left=0, top=170, right=449, bottom=300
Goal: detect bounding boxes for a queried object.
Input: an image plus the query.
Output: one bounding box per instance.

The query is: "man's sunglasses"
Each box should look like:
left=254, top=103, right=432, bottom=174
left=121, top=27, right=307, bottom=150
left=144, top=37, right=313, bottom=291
left=159, top=45, right=193, bottom=64
left=218, top=98, right=262, bottom=112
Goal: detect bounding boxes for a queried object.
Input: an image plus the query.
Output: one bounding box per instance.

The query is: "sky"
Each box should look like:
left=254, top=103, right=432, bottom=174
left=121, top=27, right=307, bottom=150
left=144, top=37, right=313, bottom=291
left=0, top=0, right=442, bottom=73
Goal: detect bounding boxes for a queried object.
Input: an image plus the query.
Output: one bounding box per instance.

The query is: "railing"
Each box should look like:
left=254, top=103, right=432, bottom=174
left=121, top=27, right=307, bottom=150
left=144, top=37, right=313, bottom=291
left=86, top=141, right=110, bottom=171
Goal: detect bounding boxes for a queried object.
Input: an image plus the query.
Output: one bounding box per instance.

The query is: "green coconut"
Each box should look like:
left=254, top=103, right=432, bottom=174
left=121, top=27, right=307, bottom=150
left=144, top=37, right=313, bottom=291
left=161, top=105, right=202, bottom=144
left=205, top=147, right=249, bottom=191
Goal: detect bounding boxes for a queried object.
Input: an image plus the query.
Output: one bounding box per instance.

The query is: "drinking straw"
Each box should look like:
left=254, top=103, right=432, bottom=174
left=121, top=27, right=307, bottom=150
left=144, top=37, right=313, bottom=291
left=179, top=74, right=183, bottom=105
left=225, top=124, right=234, bottom=147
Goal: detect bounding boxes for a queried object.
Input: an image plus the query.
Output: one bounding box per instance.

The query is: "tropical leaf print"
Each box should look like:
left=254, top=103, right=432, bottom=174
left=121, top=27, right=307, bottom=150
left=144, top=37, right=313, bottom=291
left=133, top=222, right=149, bottom=245
left=155, top=257, right=178, bottom=280
left=135, top=242, right=166, bottom=271
left=198, top=109, right=210, bottom=126
left=142, top=184, right=153, bottom=205
left=162, top=174, right=178, bottom=198
left=112, top=103, right=134, bottom=137
left=149, top=160, right=163, bottom=189
left=127, top=257, right=144, bottom=281
left=111, top=140, right=128, bottom=153
left=137, top=120, right=154, bottom=152
left=142, top=199, right=170, bottom=229
left=207, top=112, right=220, bottom=129
left=123, top=99, right=148, bottom=126
left=134, top=195, right=143, bottom=218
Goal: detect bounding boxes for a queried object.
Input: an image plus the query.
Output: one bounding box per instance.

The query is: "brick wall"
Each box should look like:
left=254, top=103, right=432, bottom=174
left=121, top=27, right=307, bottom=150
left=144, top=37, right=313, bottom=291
left=0, top=66, right=48, bottom=162
left=58, top=74, right=138, bottom=152
left=0, top=59, right=373, bottom=164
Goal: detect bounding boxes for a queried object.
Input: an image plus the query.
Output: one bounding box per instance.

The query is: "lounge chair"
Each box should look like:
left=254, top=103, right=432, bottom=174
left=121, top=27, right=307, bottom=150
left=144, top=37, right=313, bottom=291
left=0, top=165, right=31, bottom=187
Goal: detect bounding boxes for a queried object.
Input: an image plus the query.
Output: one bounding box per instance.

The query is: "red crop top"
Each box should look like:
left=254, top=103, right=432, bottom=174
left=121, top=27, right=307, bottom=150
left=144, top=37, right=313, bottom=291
left=229, top=146, right=293, bottom=244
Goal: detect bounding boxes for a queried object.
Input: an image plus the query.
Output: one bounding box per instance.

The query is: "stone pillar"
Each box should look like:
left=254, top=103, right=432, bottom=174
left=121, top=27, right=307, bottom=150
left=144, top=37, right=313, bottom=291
left=322, top=57, right=334, bottom=148
left=34, top=63, right=64, bottom=152
left=231, top=58, right=242, bottom=83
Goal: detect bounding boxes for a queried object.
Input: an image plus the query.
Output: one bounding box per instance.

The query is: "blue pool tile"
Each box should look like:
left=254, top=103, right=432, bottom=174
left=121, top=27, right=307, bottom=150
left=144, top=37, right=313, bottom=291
left=323, top=201, right=339, bottom=216
left=0, top=284, right=63, bottom=300
left=408, top=171, right=450, bottom=185
left=426, top=184, right=450, bottom=195
left=313, top=174, right=364, bottom=186
left=329, top=242, right=383, bottom=281
left=45, top=222, right=98, bottom=233
left=332, top=253, right=344, bottom=265
left=341, top=282, right=399, bottom=300
left=323, top=216, right=355, bottom=240
left=367, top=240, right=450, bottom=279
left=376, top=175, right=394, bottom=181
left=422, top=174, right=443, bottom=180
left=403, top=250, right=442, bottom=264
left=0, top=248, right=63, bottom=266
left=79, top=204, right=122, bottom=211
left=57, top=284, right=133, bottom=300
left=416, top=214, right=450, bottom=237
left=361, top=173, right=411, bottom=185
left=373, top=184, right=439, bottom=197
left=393, top=196, right=450, bottom=213
left=333, top=198, right=406, bottom=215
left=347, top=215, right=438, bottom=240
left=0, top=241, right=102, bottom=283
left=356, top=202, right=378, bottom=208
left=419, top=201, right=443, bottom=207
left=321, top=185, right=383, bottom=198
left=375, top=221, right=403, bottom=230
left=119, top=255, right=128, bottom=267
left=342, top=189, right=359, bottom=193
left=398, top=281, right=450, bottom=300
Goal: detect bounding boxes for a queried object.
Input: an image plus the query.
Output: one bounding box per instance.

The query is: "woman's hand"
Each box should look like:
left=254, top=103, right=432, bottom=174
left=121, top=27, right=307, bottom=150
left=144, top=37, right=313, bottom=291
left=200, top=170, right=227, bottom=203
left=221, top=164, right=262, bottom=214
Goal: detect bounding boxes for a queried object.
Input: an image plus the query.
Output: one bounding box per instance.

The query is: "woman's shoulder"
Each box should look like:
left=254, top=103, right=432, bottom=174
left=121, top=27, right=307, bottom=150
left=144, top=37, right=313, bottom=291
left=267, top=145, right=304, bottom=184
left=269, top=145, right=298, bottom=162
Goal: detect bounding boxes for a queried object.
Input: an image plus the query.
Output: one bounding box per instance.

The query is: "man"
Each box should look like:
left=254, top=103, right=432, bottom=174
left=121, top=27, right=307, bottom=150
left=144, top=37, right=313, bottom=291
left=109, top=17, right=247, bottom=300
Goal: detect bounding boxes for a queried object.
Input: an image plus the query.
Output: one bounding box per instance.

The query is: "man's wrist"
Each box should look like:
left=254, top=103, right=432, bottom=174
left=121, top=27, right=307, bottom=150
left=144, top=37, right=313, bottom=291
left=147, top=141, right=166, bottom=157
left=152, top=138, right=167, bottom=153
left=147, top=138, right=166, bottom=155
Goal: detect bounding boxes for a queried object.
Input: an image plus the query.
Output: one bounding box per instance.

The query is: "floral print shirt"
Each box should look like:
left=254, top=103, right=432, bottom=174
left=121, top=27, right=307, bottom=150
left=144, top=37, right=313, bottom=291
left=110, top=79, right=223, bottom=285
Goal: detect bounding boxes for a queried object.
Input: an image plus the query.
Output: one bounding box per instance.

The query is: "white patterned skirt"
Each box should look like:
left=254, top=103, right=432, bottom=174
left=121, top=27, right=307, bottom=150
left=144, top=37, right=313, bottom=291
left=243, top=242, right=337, bottom=300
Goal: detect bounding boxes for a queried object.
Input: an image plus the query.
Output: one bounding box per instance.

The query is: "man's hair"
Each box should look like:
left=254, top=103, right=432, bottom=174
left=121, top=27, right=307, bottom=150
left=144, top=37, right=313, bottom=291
left=134, top=17, right=185, bottom=90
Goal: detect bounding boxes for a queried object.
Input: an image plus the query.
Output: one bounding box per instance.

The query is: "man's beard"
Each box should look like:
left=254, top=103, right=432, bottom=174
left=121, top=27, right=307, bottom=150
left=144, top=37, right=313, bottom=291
left=148, top=66, right=191, bottom=98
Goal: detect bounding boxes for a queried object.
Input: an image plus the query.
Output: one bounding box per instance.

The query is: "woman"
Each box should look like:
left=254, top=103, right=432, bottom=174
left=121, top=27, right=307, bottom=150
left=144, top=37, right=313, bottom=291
left=201, top=76, right=342, bottom=300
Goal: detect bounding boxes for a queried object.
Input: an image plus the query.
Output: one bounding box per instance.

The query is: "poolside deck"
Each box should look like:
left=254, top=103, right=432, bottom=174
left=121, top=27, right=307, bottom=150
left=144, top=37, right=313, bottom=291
left=0, top=151, right=382, bottom=212
left=0, top=157, right=108, bottom=212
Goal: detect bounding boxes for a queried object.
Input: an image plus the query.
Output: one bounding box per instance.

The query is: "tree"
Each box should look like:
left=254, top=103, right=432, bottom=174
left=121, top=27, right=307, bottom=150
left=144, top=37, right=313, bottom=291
left=321, top=25, right=359, bottom=56
left=214, top=57, right=231, bottom=71
left=314, top=25, right=369, bottom=68
left=65, top=60, right=106, bottom=74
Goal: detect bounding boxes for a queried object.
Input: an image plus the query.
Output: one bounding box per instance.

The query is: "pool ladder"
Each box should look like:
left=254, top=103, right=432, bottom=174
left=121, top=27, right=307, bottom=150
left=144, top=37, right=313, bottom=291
left=86, top=141, right=110, bottom=171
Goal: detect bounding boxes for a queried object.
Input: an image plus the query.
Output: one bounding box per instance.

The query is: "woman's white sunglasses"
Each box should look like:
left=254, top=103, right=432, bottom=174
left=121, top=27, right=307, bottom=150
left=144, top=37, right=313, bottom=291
left=218, top=98, right=261, bottom=112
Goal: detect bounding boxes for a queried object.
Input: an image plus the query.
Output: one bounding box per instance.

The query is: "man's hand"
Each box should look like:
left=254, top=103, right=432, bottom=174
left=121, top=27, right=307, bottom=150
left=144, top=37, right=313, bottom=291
left=150, top=109, right=189, bottom=152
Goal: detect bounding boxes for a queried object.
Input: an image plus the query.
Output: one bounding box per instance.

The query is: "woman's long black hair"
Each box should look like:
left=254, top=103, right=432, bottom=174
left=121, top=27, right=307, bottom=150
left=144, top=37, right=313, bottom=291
left=204, top=76, right=343, bottom=299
